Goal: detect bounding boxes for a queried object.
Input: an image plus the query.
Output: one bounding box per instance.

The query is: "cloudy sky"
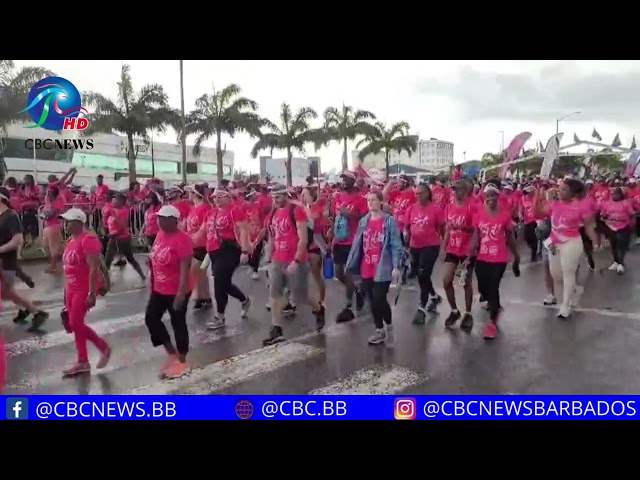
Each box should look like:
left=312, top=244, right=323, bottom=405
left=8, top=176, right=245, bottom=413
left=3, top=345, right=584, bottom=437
left=14, top=60, right=640, bottom=172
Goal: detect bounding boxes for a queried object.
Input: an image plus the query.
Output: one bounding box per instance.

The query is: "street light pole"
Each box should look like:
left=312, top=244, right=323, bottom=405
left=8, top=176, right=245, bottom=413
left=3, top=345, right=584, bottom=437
left=556, top=111, right=581, bottom=134
left=179, top=60, right=187, bottom=184
left=499, top=130, right=504, bottom=153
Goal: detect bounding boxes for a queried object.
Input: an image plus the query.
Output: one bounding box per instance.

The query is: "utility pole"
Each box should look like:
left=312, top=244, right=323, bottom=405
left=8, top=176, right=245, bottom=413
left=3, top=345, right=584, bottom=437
left=180, top=60, right=187, bottom=184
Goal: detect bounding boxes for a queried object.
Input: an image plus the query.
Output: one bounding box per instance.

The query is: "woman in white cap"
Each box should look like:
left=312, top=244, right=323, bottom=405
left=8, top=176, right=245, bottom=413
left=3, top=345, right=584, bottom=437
left=146, top=204, right=194, bottom=378
left=60, top=208, right=111, bottom=377
left=203, top=188, right=251, bottom=329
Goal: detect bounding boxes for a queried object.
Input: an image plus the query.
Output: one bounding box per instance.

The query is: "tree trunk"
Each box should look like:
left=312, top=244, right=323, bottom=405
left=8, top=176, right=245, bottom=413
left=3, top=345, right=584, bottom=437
left=216, top=131, right=223, bottom=185
left=342, top=138, right=348, bottom=172
left=286, top=148, right=293, bottom=187
left=384, top=151, right=390, bottom=180
left=127, top=134, right=137, bottom=184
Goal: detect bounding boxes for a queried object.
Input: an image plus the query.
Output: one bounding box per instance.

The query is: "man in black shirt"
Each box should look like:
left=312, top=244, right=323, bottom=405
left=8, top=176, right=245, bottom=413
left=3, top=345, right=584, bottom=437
left=0, top=187, right=48, bottom=332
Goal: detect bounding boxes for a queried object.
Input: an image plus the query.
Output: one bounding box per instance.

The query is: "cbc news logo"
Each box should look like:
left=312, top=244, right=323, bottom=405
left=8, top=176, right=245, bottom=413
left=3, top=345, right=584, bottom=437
left=394, top=398, right=416, bottom=420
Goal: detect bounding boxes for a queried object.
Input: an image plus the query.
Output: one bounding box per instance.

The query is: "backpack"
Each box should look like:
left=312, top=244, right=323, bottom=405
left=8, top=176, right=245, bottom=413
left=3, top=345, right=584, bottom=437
left=269, top=204, right=314, bottom=249
left=334, top=213, right=350, bottom=242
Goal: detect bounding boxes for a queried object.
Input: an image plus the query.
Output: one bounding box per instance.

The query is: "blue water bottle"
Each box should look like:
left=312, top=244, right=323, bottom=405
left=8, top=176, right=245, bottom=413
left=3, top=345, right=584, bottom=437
left=323, top=253, right=334, bottom=280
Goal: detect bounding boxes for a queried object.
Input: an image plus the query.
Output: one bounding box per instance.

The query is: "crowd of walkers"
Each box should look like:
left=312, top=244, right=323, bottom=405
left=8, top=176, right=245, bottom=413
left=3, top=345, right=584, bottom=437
left=1, top=165, right=639, bottom=390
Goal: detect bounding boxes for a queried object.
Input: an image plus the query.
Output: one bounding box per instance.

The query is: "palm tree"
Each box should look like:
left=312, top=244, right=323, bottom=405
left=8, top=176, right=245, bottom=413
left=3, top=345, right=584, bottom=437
left=83, top=64, right=179, bottom=183
left=251, top=103, right=322, bottom=187
left=0, top=60, right=55, bottom=171
left=320, top=104, right=376, bottom=172
left=186, top=83, right=265, bottom=185
left=357, top=121, right=418, bottom=179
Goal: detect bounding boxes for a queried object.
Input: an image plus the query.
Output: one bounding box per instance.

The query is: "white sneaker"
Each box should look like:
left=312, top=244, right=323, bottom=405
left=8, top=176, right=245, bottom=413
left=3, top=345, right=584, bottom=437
left=557, top=305, right=571, bottom=319
left=635, top=238, right=640, bottom=246
left=543, top=294, right=557, bottom=305
left=251, top=271, right=260, bottom=280
left=608, top=262, right=619, bottom=271
left=616, top=264, right=625, bottom=274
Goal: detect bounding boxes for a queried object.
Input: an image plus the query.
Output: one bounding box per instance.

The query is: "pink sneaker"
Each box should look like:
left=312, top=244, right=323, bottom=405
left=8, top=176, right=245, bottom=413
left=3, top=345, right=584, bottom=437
left=96, top=346, right=112, bottom=369
left=160, top=354, right=178, bottom=376
left=164, top=361, right=190, bottom=379
left=483, top=322, right=498, bottom=340
left=62, top=362, right=91, bottom=377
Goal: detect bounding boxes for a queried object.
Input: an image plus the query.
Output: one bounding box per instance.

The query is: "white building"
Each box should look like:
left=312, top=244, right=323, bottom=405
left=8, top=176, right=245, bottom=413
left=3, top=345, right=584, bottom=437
left=417, top=138, right=454, bottom=170
left=259, top=155, right=321, bottom=185
left=352, top=136, right=454, bottom=172
left=2, top=123, right=234, bottom=188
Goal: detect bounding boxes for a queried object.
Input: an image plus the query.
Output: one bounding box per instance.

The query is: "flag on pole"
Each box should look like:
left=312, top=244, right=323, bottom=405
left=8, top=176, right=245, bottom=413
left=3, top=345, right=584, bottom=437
left=624, top=151, right=640, bottom=177
left=592, top=128, right=602, bottom=141
left=539, top=133, right=564, bottom=180
left=573, top=133, right=580, bottom=143
left=538, top=140, right=544, bottom=153
left=612, top=133, right=621, bottom=147
left=500, top=131, right=532, bottom=179
left=631, top=135, right=636, bottom=150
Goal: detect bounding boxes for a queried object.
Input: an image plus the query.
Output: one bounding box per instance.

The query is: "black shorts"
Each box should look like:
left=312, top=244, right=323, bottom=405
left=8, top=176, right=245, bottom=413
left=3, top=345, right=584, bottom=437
left=193, top=246, right=207, bottom=262
left=444, top=252, right=477, bottom=268
left=595, top=213, right=606, bottom=233
left=332, top=244, right=352, bottom=265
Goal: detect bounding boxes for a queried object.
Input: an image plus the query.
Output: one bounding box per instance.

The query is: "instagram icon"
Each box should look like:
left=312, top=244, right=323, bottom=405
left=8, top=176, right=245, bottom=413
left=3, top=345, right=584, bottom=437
left=394, top=398, right=416, bottom=420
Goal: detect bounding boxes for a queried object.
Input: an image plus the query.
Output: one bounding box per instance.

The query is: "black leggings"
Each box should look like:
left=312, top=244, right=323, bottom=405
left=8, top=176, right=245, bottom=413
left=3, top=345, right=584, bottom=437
left=248, top=241, right=263, bottom=272
left=105, top=236, right=145, bottom=277
left=209, top=244, right=247, bottom=315
left=524, top=222, right=538, bottom=261
left=604, top=225, right=632, bottom=265
left=145, top=291, right=192, bottom=355
left=22, top=209, right=39, bottom=238
left=360, top=279, right=391, bottom=329
left=475, top=260, right=507, bottom=321
left=635, top=216, right=640, bottom=237
left=410, top=246, right=439, bottom=306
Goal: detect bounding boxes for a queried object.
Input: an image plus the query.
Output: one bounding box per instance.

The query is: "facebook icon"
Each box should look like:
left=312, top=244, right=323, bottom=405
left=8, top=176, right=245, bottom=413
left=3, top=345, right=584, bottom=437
left=5, top=398, right=29, bottom=420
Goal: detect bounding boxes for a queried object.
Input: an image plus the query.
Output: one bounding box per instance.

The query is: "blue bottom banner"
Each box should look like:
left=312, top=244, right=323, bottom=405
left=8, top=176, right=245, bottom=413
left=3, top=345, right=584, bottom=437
left=2, top=395, right=639, bottom=420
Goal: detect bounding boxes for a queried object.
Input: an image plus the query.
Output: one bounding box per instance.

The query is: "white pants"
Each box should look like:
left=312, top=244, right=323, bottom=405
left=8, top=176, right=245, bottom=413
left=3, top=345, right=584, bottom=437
left=548, top=237, right=583, bottom=310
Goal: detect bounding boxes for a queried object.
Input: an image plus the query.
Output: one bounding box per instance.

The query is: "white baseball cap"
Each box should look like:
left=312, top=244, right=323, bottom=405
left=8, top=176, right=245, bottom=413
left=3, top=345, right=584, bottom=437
left=59, top=208, right=87, bottom=223
left=157, top=205, right=181, bottom=218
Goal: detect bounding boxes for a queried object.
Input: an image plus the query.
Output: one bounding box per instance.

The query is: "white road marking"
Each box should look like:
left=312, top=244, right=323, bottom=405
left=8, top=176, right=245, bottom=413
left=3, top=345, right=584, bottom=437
left=128, top=342, right=323, bottom=395
left=503, top=298, right=640, bottom=320
left=309, top=365, right=427, bottom=395
left=6, top=327, right=242, bottom=392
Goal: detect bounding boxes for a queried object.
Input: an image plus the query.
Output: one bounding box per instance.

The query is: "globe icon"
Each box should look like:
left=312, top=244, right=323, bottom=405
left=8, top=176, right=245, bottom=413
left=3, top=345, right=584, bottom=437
left=235, top=400, right=254, bottom=419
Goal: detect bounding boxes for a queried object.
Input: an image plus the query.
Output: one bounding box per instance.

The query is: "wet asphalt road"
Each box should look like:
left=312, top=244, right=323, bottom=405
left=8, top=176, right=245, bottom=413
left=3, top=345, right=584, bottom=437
left=3, top=245, right=640, bottom=395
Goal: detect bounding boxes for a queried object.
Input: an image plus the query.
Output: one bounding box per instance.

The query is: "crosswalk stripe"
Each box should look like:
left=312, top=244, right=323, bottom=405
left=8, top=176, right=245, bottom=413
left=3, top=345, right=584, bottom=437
left=5, top=326, right=242, bottom=392
left=5, top=313, right=146, bottom=358
left=309, top=365, right=427, bottom=395
left=128, top=342, right=323, bottom=395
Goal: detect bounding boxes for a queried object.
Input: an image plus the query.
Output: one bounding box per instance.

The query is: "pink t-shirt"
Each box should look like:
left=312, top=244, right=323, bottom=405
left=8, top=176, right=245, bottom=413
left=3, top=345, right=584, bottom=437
left=151, top=229, right=194, bottom=296
left=186, top=203, right=212, bottom=248
left=547, top=200, right=591, bottom=244
left=107, top=206, right=130, bottom=238
left=473, top=208, right=513, bottom=263
left=601, top=199, right=634, bottom=231
left=388, top=188, right=416, bottom=231
left=143, top=205, right=160, bottom=236
left=404, top=202, right=444, bottom=249
left=205, top=205, right=246, bottom=252
left=361, top=217, right=384, bottom=279
left=520, top=194, right=538, bottom=224
left=243, top=202, right=263, bottom=241
left=101, top=203, right=113, bottom=229
left=44, top=196, right=66, bottom=227
left=431, top=185, right=450, bottom=209
left=267, top=205, right=308, bottom=264
left=445, top=200, right=476, bottom=257
left=63, top=231, right=103, bottom=293
left=331, top=191, right=368, bottom=246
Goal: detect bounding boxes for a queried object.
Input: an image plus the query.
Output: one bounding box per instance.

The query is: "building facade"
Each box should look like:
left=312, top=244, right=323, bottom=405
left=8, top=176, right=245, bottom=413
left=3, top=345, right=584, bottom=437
left=2, top=123, right=234, bottom=188
left=352, top=136, right=454, bottom=172
left=259, top=155, right=321, bottom=185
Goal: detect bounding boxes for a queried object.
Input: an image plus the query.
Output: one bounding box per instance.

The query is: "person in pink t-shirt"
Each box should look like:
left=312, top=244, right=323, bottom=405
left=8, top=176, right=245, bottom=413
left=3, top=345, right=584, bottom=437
left=146, top=205, right=194, bottom=379
left=404, top=182, right=444, bottom=322
left=535, top=178, right=597, bottom=319
left=104, top=193, right=146, bottom=284
left=600, top=187, right=635, bottom=273
left=60, top=208, right=111, bottom=377
left=185, top=184, right=212, bottom=310
left=471, top=184, right=520, bottom=339
left=42, top=186, right=67, bottom=274
left=143, top=191, right=163, bottom=246
left=442, top=180, right=476, bottom=329
left=520, top=185, right=541, bottom=262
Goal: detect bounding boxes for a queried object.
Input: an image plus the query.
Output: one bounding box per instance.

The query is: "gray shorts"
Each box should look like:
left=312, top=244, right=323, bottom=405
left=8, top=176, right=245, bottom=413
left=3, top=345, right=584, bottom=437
left=268, top=261, right=309, bottom=303
left=1, top=270, right=16, bottom=290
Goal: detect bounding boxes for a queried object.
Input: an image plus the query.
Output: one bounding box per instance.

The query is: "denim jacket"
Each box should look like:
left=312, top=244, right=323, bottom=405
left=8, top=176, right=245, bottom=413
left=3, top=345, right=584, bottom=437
left=345, top=212, right=404, bottom=282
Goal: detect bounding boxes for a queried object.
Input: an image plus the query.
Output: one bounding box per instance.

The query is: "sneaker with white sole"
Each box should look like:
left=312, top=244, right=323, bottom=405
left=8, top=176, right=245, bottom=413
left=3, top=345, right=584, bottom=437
left=367, top=328, right=386, bottom=345
left=616, top=264, right=625, bottom=274
left=608, top=262, right=619, bottom=271
left=543, top=294, right=557, bottom=305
